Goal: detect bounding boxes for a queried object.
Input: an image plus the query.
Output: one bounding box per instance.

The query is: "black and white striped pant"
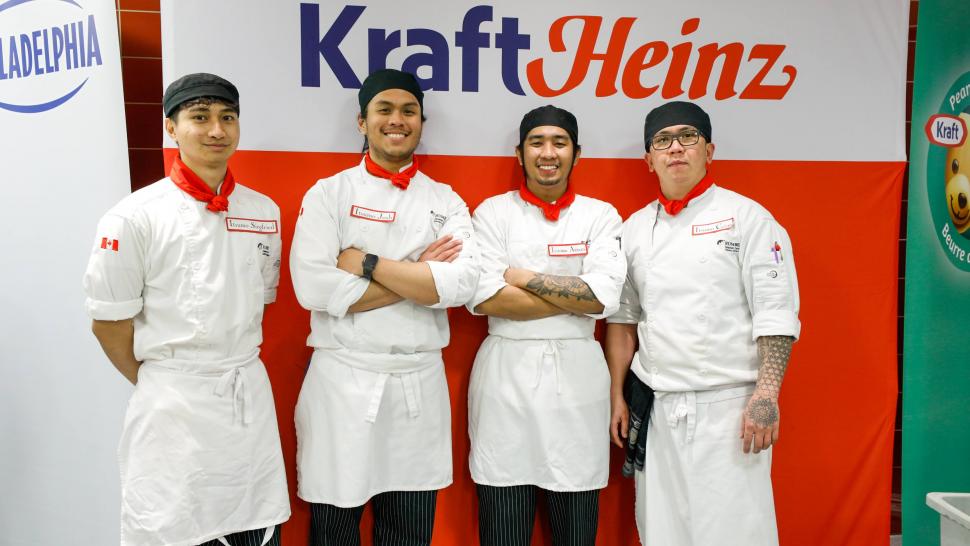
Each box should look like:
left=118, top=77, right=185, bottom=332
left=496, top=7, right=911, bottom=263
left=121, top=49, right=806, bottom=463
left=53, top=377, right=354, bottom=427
left=477, top=484, right=599, bottom=546
left=310, top=490, right=437, bottom=546
left=198, top=525, right=281, bottom=546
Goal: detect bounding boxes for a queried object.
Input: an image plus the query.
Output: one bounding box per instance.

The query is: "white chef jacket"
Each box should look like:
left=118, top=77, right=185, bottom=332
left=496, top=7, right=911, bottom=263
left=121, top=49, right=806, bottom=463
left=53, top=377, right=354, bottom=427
left=466, top=191, right=625, bottom=491
left=291, top=160, right=479, bottom=506
left=608, top=184, right=800, bottom=391
left=83, top=178, right=290, bottom=546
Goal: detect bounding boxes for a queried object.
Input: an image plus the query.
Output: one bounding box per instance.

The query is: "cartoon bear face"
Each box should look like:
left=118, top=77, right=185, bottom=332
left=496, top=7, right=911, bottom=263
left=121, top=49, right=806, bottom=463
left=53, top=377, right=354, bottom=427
left=945, top=112, right=970, bottom=234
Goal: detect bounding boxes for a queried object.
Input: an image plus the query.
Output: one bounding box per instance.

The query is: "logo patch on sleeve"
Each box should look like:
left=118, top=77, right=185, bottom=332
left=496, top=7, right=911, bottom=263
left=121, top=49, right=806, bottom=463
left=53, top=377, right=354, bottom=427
left=548, top=242, right=589, bottom=256
left=226, top=217, right=279, bottom=233
left=350, top=205, right=396, bottom=223
left=692, top=218, right=735, bottom=236
left=99, top=237, right=119, bottom=251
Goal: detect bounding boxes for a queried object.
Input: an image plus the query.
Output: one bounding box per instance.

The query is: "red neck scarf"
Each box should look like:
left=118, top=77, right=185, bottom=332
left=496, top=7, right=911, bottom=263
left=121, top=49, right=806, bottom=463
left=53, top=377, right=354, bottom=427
left=658, top=174, right=714, bottom=216
left=169, top=156, right=235, bottom=213
left=519, top=182, right=576, bottom=221
left=364, top=152, right=419, bottom=190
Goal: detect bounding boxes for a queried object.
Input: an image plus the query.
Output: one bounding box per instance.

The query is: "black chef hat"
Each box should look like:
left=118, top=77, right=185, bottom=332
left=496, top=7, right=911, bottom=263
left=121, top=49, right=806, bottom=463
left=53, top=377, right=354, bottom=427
left=518, top=105, right=579, bottom=147
left=358, top=69, right=424, bottom=114
left=644, top=101, right=712, bottom=150
left=163, top=73, right=239, bottom=119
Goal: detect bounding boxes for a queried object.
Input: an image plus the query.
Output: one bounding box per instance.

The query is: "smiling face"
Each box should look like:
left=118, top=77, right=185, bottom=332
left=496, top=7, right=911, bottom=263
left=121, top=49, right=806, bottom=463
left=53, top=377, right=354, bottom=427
left=644, top=123, right=714, bottom=200
left=358, top=88, right=423, bottom=172
left=945, top=116, right=970, bottom=233
left=165, top=99, right=239, bottom=172
left=516, top=125, right=580, bottom=202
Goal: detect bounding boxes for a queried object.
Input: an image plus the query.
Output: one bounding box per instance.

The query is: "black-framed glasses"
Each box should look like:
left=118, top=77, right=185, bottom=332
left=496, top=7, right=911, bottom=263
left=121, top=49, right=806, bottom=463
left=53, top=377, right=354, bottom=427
left=650, top=129, right=701, bottom=150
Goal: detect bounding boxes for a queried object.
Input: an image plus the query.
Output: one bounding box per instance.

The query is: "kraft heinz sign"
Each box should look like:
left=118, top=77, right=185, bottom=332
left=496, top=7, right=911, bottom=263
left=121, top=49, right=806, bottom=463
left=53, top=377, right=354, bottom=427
left=161, top=0, right=908, bottom=161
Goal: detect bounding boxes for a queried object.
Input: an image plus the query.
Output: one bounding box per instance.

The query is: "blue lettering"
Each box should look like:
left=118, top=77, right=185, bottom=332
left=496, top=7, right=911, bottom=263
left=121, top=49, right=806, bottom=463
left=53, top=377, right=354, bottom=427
left=78, top=18, right=86, bottom=67
left=367, top=28, right=400, bottom=74
left=85, top=15, right=102, bottom=67
left=32, top=30, right=43, bottom=75
left=64, top=23, right=79, bottom=70
left=402, top=29, right=449, bottom=90
left=455, top=5, right=491, bottom=92
left=300, top=3, right=363, bottom=88
left=52, top=26, right=63, bottom=72
left=19, top=34, right=33, bottom=76
left=42, top=29, right=54, bottom=73
left=0, top=35, right=5, bottom=80
left=8, top=35, right=21, bottom=78
left=496, top=17, right=529, bottom=95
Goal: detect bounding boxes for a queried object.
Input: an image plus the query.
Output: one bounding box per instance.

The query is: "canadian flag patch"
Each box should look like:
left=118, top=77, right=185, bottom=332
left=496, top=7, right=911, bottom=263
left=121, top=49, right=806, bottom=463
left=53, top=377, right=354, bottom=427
left=547, top=242, right=588, bottom=257
left=100, top=237, right=119, bottom=251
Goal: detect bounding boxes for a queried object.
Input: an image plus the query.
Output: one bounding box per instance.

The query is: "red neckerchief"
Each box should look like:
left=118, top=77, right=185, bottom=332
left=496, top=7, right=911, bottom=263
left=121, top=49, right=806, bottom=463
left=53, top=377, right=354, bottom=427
left=364, top=152, right=419, bottom=190
left=658, top=174, right=714, bottom=216
left=519, top=181, right=576, bottom=221
left=169, top=155, right=235, bottom=213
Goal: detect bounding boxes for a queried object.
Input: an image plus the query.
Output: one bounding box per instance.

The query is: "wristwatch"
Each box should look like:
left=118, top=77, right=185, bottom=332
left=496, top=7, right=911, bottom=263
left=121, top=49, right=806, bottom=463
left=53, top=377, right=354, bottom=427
left=361, top=253, right=379, bottom=280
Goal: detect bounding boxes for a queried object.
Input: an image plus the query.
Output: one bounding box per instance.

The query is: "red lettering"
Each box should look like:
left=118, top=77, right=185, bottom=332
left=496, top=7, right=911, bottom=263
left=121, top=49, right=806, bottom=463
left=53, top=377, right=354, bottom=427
left=621, top=41, right=668, bottom=99
left=690, top=42, right=744, bottom=100
left=526, top=15, right=635, bottom=97
left=661, top=18, right=699, bottom=99
left=739, top=44, right=796, bottom=100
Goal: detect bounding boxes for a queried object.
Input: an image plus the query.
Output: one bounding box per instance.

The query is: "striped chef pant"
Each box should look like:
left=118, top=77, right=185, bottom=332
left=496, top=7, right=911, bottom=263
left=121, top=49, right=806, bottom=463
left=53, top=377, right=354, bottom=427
left=477, top=484, right=599, bottom=546
left=310, top=490, right=437, bottom=546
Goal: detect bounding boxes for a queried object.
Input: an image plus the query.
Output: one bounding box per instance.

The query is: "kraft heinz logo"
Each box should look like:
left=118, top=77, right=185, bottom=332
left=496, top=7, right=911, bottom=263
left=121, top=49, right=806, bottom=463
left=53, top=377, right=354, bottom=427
left=300, top=4, right=797, bottom=100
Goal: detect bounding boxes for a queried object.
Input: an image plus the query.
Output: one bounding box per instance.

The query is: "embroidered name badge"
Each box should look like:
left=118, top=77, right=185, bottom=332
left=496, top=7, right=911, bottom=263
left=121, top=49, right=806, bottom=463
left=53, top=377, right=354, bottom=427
left=350, top=205, right=396, bottom=223
left=548, top=242, right=588, bottom=257
left=716, top=239, right=740, bottom=253
left=692, top=217, right=735, bottom=236
left=226, top=217, right=279, bottom=233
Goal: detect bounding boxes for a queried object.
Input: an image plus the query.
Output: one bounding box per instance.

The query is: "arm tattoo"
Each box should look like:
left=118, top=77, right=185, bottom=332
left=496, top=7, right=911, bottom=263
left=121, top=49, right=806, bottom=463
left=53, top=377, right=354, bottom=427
left=524, top=273, right=597, bottom=302
left=747, top=335, right=794, bottom=427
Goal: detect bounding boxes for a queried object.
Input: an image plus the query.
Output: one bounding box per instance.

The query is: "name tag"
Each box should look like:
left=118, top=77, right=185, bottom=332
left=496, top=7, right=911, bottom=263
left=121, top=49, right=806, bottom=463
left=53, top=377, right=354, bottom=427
left=547, top=242, right=588, bottom=256
left=350, top=205, right=396, bottom=223
left=226, top=217, right=278, bottom=233
left=692, top=217, right=735, bottom=236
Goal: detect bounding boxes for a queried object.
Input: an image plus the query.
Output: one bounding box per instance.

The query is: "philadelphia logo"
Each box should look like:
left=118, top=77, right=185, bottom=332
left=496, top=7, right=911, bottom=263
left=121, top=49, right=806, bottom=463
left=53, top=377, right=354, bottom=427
left=0, top=0, right=103, bottom=113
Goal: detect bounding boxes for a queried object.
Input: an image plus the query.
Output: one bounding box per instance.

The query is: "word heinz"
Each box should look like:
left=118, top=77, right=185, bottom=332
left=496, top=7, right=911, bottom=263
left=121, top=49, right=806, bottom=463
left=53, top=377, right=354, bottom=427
left=301, top=4, right=797, bottom=100
left=0, top=14, right=102, bottom=81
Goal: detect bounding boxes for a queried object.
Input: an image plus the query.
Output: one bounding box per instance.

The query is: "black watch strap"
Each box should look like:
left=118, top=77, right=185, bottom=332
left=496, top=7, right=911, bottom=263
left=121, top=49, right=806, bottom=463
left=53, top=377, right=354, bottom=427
left=361, top=253, right=379, bottom=280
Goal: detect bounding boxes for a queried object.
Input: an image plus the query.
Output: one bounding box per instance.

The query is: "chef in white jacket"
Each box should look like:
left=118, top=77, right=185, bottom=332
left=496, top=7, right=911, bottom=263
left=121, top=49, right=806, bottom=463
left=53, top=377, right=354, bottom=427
left=84, top=73, right=290, bottom=546
left=290, top=68, right=480, bottom=546
left=605, top=101, right=800, bottom=546
left=467, top=105, right=625, bottom=546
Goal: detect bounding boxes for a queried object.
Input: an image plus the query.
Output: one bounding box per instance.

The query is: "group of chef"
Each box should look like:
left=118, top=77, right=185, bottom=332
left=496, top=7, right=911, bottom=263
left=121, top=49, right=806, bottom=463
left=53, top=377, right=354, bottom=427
left=83, top=68, right=800, bottom=546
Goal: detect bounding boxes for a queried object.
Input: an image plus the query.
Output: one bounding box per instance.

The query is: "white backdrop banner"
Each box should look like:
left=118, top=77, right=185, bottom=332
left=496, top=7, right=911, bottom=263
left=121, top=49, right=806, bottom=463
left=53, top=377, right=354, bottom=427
left=162, top=0, right=907, bottom=161
left=0, top=1, right=131, bottom=545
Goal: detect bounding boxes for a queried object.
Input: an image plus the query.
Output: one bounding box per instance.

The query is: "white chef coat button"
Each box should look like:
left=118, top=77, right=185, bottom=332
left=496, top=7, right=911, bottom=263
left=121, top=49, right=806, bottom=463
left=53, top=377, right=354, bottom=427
left=699, top=369, right=708, bottom=375
left=697, top=314, right=706, bottom=322
left=192, top=262, right=201, bottom=271
left=247, top=257, right=254, bottom=265
left=650, top=366, right=658, bottom=374
left=699, top=255, right=708, bottom=263
left=361, top=225, right=369, bottom=232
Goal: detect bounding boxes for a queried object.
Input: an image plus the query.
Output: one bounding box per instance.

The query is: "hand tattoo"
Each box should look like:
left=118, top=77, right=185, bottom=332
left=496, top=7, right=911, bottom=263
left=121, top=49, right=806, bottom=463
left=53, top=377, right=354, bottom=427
left=747, top=398, right=779, bottom=427
left=524, top=273, right=596, bottom=302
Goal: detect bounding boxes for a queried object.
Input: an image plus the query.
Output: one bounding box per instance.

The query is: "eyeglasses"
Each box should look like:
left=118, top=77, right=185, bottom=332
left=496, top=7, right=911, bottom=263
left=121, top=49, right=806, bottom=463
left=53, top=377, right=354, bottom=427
left=650, top=129, right=701, bottom=150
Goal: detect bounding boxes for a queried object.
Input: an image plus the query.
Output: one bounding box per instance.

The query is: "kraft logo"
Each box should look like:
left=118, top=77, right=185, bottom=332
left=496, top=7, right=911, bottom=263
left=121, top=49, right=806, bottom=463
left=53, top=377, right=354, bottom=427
left=925, top=114, right=967, bottom=148
left=0, top=0, right=103, bottom=113
left=300, top=4, right=797, bottom=100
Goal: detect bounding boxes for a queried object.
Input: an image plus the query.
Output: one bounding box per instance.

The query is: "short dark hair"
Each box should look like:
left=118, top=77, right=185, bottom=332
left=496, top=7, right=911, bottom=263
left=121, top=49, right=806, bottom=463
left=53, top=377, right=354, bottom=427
left=169, top=96, right=239, bottom=123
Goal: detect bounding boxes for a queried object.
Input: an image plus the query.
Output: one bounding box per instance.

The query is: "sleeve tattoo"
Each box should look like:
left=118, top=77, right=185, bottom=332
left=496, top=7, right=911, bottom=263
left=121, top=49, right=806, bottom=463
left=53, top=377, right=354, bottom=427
left=524, top=273, right=597, bottom=302
left=748, top=335, right=794, bottom=427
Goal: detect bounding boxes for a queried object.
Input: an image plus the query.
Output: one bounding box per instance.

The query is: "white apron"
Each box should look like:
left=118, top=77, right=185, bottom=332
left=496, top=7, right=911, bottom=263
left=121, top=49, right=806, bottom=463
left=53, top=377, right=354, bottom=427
left=119, top=353, right=289, bottom=546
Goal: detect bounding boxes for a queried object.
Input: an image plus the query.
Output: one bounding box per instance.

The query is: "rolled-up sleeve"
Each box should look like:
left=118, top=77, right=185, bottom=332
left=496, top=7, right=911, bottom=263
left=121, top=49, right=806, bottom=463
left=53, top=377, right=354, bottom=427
left=578, top=205, right=626, bottom=319
left=607, top=221, right=643, bottom=325
left=83, top=213, right=145, bottom=320
left=742, top=215, right=801, bottom=340
left=262, top=204, right=283, bottom=304
left=427, top=189, right=480, bottom=309
left=466, top=198, right=508, bottom=315
left=290, top=181, right=369, bottom=319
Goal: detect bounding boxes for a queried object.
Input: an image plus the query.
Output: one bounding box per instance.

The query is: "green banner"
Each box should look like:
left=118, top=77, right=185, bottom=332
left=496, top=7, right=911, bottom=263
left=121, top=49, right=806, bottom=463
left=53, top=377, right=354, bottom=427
left=903, top=0, right=970, bottom=544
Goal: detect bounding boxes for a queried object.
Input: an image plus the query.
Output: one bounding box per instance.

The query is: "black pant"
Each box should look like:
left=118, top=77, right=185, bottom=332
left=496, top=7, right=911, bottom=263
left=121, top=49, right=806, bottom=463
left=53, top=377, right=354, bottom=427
left=198, top=525, right=281, bottom=546
left=310, top=490, right=438, bottom=546
left=477, top=484, right=599, bottom=546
